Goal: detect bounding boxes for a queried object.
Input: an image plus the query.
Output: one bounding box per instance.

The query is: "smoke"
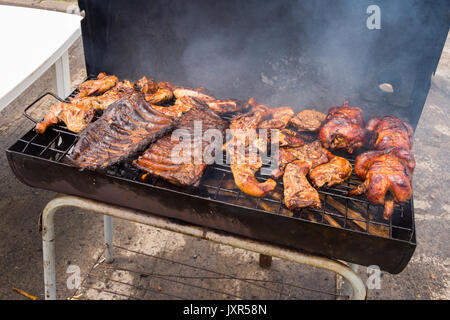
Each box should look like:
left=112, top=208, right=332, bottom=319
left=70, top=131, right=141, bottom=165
left=80, top=0, right=449, bottom=128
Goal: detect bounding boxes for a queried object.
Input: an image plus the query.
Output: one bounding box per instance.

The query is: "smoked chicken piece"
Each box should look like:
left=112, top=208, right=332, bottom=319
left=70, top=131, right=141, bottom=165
left=277, top=129, right=305, bottom=148
left=259, top=107, right=295, bottom=129
left=224, top=104, right=271, bottom=153
left=66, top=93, right=175, bottom=170
left=229, top=147, right=277, bottom=197
left=36, top=80, right=136, bottom=134
left=365, top=116, right=414, bottom=151
left=225, top=104, right=276, bottom=196
left=271, top=141, right=330, bottom=179
left=137, top=76, right=174, bottom=105
left=74, top=72, right=119, bottom=98
left=309, top=156, right=352, bottom=188
left=318, top=101, right=365, bottom=154
left=289, top=109, right=327, bottom=132
left=68, top=80, right=136, bottom=111
left=283, top=160, right=321, bottom=210
left=349, top=148, right=413, bottom=220
left=35, top=102, right=96, bottom=134
left=173, top=87, right=247, bottom=114
left=149, top=97, right=198, bottom=118
left=133, top=100, right=227, bottom=186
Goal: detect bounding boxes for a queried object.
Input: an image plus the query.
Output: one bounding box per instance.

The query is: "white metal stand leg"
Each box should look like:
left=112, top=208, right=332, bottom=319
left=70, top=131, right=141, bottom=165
left=41, top=195, right=367, bottom=300
left=54, top=50, right=71, bottom=98
left=104, top=215, right=114, bottom=263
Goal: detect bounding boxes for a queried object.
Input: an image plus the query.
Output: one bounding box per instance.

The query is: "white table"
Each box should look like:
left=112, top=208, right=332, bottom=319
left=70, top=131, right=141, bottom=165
left=0, top=5, right=83, bottom=110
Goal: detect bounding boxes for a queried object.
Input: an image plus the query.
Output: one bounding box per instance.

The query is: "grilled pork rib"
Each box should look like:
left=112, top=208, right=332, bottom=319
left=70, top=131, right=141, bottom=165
left=318, top=101, right=365, bottom=154
left=66, top=93, right=175, bottom=170
left=133, top=99, right=227, bottom=186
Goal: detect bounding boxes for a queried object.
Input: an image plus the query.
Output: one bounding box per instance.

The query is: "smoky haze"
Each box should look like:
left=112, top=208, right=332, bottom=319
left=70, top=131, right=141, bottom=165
left=80, top=0, right=449, bottom=128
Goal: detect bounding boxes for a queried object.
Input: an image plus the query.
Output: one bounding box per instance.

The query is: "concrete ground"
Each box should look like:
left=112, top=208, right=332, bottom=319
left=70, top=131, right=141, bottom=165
left=0, top=1, right=448, bottom=300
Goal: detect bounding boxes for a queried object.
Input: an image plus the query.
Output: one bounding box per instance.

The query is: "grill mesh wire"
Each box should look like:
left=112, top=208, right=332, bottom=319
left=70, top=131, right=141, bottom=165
left=10, top=77, right=415, bottom=243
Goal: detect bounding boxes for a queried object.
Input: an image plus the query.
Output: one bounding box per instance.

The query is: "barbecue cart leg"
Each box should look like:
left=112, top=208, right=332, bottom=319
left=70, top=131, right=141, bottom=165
left=259, top=254, right=272, bottom=268
left=41, top=195, right=367, bottom=300
left=104, top=215, right=114, bottom=263
left=41, top=199, right=60, bottom=300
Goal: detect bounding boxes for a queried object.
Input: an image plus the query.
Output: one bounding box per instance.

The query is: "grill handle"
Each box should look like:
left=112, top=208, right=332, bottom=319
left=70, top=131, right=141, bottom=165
left=23, top=92, right=68, bottom=124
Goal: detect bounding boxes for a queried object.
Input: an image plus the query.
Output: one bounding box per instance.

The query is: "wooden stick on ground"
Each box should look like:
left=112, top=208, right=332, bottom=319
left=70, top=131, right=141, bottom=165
left=12, top=287, right=40, bottom=300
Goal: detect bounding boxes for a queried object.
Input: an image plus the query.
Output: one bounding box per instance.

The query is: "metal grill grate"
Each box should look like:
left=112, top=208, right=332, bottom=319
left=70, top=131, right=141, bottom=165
left=9, top=77, right=415, bottom=244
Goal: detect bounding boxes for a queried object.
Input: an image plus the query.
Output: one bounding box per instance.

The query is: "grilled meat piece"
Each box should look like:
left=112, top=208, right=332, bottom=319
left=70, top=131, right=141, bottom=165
left=225, top=104, right=276, bottom=196
left=289, top=109, right=326, bottom=132
left=229, top=147, right=277, bottom=197
left=66, top=93, right=175, bottom=170
left=271, top=141, right=329, bottom=179
left=137, top=76, right=174, bottom=105
left=277, top=129, right=305, bottom=148
left=259, top=107, right=295, bottom=129
left=173, top=87, right=247, bottom=114
left=283, top=160, right=321, bottom=210
left=350, top=148, right=413, bottom=220
left=35, top=102, right=96, bottom=134
left=366, top=116, right=414, bottom=151
left=36, top=80, right=136, bottom=134
left=309, top=156, right=352, bottom=188
left=318, top=101, right=365, bottom=153
left=149, top=97, right=197, bottom=118
left=133, top=100, right=227, bottom=186
left=224, top=104, right=271, bottom=152
left=74, top=72, right=119, bottom=98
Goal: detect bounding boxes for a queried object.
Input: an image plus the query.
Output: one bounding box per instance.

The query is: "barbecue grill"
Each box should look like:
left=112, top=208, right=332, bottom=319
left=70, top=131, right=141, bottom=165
left=6, top=0, right=450, bottom=274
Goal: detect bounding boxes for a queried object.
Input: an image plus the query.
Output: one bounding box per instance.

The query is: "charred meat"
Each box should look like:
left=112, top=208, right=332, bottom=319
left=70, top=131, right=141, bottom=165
left=271, top=141, right=329, bottom=179
left=283, top=160, right=321, bottom=210
left=259, top=107, right=295, bottom=129
left=289, top=109, right=326, bottom=132
left=133, top=99, right=227, bottom=186
left=366, top=116, right=414, bottom=151
left=36, top=80, right=136, bottom=134
left=66, top=93, right=175, bottom=170
left=173, top=87, right=247, bottom=114
left=35, top=102, right=96, bottom=134
left=318, top=101, right=365, bottom=153
left=309, top=156, right=352, bottom=188
left=349, top=148, right=413, bottom=220
left=137, top=76, right=174, bottom=105
left=74, top=72, right=119, bottom=98
left=225, top=105, right=276, bottom=196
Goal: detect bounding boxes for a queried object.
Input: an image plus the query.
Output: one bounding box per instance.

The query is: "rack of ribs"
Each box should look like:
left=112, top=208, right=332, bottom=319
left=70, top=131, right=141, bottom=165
left=66, top=93, right=175, bottom=170
left=133, top=99, right=228, bottom=186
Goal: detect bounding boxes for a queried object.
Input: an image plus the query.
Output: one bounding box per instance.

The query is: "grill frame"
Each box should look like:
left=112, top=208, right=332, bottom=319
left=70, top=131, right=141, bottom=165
left=7, top=80, right=416, bottom=274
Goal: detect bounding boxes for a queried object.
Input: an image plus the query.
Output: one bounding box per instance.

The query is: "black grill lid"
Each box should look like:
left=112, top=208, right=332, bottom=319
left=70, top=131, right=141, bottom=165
left=78, top=0, right=449, bottom=129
